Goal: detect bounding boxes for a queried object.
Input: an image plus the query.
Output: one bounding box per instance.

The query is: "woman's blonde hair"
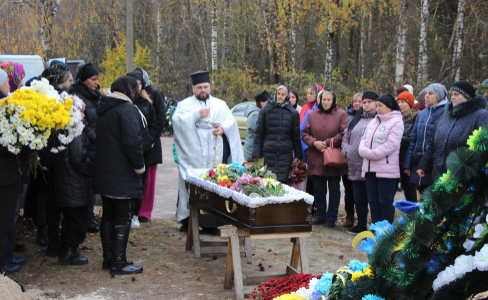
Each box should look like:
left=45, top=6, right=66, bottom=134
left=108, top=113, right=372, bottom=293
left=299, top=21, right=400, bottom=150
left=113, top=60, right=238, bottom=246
left=140, top=89, right=152, bottom=103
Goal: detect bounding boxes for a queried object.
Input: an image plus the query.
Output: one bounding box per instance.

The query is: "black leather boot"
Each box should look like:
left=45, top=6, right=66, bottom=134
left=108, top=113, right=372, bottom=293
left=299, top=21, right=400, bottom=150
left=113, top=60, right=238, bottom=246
left=36, top=226, right=49, bottom=247
left=109, top=225, right=142, bottom=275
left=101, top=222, right=133, bottom=269
left=46, top=231, right=61, bottom=257
left=58, top=244, right=89, bottom=266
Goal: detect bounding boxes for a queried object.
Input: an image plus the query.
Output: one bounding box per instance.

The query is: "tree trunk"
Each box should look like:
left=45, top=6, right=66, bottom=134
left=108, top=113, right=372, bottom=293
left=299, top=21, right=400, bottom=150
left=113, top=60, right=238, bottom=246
left=452, top=0, right=465, bottom=82
left=211, top=0, right=218, bottom=81
left=323, top=10, right=333, bottom=88
left=359, top=10, right=365, bottom=80
left=395, top=0, right=407, bottom=87
left=221, top=0, right=229, bottom=68
left=197, top=13, right=210, bottom=72
left=260, top=0, right=274, bottom=84
left=417, top=0, right=429, bottom=85
left=290, top=0, right=296, bottom=73
left=36, top=0, right=61, bottom=60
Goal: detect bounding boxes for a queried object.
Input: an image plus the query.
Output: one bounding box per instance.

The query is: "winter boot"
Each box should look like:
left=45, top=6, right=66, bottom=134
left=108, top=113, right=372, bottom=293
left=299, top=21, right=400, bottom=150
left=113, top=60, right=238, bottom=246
left=101, top=222, right=132, bottom=269
left=109, top=224, right=142, bottom=275
left=343, top=215, right=355, bottom=228
left=58, top=244, right=89, bottom=266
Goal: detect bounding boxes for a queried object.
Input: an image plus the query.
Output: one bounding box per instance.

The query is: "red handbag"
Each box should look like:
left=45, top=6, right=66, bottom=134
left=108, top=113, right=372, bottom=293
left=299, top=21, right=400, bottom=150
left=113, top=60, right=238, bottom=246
left=323, top=139, right=347, bottom=168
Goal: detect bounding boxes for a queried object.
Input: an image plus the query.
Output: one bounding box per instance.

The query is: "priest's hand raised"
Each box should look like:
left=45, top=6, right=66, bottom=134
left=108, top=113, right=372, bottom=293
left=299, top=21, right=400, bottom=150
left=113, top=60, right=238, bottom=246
left=199, top=108, right=210, bottom=119
left=212, top=124, right=224, bottom=136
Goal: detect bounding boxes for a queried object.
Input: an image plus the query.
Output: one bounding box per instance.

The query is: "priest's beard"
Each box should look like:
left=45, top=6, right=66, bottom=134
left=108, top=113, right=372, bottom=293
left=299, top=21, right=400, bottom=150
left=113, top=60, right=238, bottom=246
left=196, top=92, right=209, bottom=101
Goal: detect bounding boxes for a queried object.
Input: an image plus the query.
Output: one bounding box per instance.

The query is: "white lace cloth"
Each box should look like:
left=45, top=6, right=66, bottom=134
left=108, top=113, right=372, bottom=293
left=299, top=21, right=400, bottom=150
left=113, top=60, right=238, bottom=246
left=186, top=169, right=314, bottom=208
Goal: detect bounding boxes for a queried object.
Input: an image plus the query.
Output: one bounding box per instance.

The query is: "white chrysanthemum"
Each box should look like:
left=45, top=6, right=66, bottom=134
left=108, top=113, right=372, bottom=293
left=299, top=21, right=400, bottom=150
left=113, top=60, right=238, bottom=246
left=473, top=244, right=488, bottom=271
left=50, top=148, right=59, bottom=154
left=308, top=277, right=319, bottom=291
left=432, top=265, right=457, bottom=291
left=453, top=255, right=474, bottom=277
left=8, top=144, right=20, bottom=154
left=473, top=224, right=486, bottom=239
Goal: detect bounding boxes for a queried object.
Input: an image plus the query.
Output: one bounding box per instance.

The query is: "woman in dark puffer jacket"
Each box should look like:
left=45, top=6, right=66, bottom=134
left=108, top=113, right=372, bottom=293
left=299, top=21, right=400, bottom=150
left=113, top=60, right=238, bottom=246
left=417, top=81, right=488, bottom=183
left=253, top=85, right=302, bottom=183
left=92, top=76, right=145, bottom=275
left=403, top=83, right=449, bottom=192
left=396, top=91, right=419, bottom=202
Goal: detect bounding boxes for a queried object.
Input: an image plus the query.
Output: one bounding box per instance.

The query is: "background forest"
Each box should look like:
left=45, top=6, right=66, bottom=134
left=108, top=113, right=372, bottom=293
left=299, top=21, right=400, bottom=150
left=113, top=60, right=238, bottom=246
left=1, top=0, right=487, bottom=107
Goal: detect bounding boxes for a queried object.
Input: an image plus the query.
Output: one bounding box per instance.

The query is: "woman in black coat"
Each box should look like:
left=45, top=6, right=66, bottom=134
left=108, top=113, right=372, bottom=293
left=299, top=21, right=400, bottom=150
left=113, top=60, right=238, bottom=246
left=92, top=76, right=145, bottom=275
left=417, top=81, right=488, bottom=183
left=252, top=85, right=303, bottom=183
left=67, top=63, right=102, bottom=233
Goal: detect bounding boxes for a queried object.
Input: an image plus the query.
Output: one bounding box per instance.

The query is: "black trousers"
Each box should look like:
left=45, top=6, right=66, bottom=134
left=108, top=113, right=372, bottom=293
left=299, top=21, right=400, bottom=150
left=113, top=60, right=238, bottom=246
left=61, top=207, right=89, bottom=248
left=101, top=196, right=132, bottom=227
left=342, top=175, right=355, bottom=217
left=0, top=183, right=21, bottom=269
left=400, top=170, right=418, bottom=202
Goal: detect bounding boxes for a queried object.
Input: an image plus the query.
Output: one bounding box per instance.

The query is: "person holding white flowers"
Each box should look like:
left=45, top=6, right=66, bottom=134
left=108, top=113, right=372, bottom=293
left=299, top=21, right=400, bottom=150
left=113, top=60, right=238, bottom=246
left=0, top=68, right=29, bottom=274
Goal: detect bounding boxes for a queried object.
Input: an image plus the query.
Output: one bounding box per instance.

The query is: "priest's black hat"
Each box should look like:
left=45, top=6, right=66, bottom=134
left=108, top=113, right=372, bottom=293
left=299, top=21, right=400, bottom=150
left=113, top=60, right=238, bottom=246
left=190, top=70, right=210, bottom=85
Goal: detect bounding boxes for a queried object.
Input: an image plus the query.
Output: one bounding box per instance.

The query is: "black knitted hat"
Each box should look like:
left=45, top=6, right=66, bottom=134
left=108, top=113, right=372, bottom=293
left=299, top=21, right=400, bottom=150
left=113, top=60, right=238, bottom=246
left=450, top=80, right=476, bottom=99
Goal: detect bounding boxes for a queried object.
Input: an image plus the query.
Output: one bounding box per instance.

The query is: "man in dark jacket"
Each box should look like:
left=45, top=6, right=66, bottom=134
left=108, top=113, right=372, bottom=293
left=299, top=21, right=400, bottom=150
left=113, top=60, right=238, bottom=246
left=68, top=63, right=102, bottom=233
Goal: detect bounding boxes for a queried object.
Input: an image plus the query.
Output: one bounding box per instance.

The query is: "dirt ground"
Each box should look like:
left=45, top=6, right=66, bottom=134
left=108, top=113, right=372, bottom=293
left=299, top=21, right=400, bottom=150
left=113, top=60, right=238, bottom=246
left=9, top=210, right=367, bottom=300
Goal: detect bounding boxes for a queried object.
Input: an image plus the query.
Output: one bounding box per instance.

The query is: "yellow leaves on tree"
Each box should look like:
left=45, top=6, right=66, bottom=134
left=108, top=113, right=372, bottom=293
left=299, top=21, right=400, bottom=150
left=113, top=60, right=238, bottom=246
left=99, top=35, right=152, bottom=91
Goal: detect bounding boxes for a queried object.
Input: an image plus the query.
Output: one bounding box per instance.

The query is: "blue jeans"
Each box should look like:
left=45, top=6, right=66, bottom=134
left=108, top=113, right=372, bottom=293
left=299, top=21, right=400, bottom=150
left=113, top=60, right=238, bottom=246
left=311, top=175, right=341, bottom=222
left=351, top=180, right=369, bottom=227
left=365, top=172, right=397, bottom=224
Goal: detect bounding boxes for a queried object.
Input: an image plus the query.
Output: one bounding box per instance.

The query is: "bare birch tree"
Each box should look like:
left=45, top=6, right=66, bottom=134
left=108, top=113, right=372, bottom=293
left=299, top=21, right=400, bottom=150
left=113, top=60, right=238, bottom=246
left=290, top=0, right=296, bottom=72
left=395, top=0, right=407, bottom=87
left=452, top=0, right=465, bottom=82
left=417, top=0, right=429, bottom=85
left=221, top=0, right=229, bottom=68
left=211, top=0, right=218, bottom=79
left=324, top=10, right=334, bottom=87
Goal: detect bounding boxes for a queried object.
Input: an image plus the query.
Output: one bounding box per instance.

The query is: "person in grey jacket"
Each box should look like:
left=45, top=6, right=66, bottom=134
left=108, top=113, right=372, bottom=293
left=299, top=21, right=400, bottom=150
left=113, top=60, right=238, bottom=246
left=417, top=81, right=488, bottom=183
left=342, top=91, right=378, bottom=234
left=243, top=91, right=270, bottom=161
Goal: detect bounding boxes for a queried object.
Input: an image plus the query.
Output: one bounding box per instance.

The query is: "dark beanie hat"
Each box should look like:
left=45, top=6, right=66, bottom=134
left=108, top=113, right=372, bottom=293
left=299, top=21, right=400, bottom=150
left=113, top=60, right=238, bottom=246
left=76, top=63, right=99, bottom=82
left=377, top=94, right=400, bottom=111
left=362, top=90, right=379, bottom=101
left=450, top=80, right=476, bottom=100
left=126, top=71, right=145, bottom=89
left=255, top=90, right=271, bottom=102
left=396, top=86, right=408, bottom=96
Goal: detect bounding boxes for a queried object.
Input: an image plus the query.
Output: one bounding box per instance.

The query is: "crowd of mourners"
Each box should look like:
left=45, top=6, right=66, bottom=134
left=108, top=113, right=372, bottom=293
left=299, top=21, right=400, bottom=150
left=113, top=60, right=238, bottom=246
left=0, top=61, right=166, bottom=276
left=1, top=57, right=488, bottom=284
left=246, top=80, right=488, bottom=234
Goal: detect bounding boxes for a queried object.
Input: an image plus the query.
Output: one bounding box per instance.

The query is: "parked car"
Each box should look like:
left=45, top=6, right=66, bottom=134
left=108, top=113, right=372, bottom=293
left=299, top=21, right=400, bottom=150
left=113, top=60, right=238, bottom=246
left=231, top=102, right=256, bottom=140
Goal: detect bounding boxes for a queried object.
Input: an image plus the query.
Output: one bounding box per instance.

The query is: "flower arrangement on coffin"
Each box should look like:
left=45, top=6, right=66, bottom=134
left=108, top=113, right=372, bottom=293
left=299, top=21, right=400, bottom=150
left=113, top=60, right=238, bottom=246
left=288, top=158, right=307, bottom=191
left=200, top=159, right=285, bottom=197
left=0, top=78, right=85, bottom=175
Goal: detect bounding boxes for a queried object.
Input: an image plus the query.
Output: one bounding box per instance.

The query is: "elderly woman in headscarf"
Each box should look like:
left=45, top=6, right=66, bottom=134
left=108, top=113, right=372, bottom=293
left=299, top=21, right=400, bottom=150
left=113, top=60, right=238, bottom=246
left=302, top=91, right=348, bottom=228
left=131, top=67, right=165, bottom=223
left=252, top=85, right=302, bottom=183
left=0, top=61, right=25, bottom=92
left=0, top=69, right=29, bottom=274
left=92, top=76, right=145, bottom=275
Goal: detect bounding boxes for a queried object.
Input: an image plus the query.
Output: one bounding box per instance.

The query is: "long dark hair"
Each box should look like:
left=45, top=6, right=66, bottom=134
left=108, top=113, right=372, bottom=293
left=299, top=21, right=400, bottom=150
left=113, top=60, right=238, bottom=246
left=111, top=76, right=139, bottom=102
left=290, top=88, right=299, bottom=109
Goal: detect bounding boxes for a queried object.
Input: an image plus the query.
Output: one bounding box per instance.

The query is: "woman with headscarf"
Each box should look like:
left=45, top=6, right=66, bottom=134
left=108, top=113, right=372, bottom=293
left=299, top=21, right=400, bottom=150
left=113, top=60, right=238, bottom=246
left=0, top=69, right=28, bottom=274
left=132, top=67, right=165, bottom=223
left=92, top=76, right=145, bottom=275
left=300, top=83, right=324, bottom=124
left=342, top=91, right=378, bottom=234
left=0, top=61, right=25, bottom=92
left=359, top=94, right=404, bottom=224
left=417, top=81, right=488, bottom=184
left=253, top=85, right=302, bottom=183
left=126, top=71, right=157, bottom=227
left=68, top=63, right=102, bottom=233
left=396, top=91, right=419, bottom=202
left=302, top=91, right=348, bottom=227
left=290, top=88, right=301, bottom=112
left=403, top=83, right=449, bottom=193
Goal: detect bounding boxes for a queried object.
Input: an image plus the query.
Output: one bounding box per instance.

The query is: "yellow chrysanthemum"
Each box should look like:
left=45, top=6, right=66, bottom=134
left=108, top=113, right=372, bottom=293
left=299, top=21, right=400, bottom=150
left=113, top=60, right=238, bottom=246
left=351, top=271, right=364, bottom=281
left=363, top=266, right=373, bottom=277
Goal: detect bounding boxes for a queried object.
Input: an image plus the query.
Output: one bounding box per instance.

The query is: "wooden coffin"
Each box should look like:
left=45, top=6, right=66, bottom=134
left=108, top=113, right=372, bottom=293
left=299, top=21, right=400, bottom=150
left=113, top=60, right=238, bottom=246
left=188, top=183, right=313, bottom=235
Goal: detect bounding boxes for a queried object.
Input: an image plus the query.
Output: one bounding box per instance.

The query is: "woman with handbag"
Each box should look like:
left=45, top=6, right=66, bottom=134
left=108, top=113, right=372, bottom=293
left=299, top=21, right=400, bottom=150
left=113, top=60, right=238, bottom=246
left=403, top=83, right=449, bottom=193
left=359, top=94, right=404, bottom=224
left=302, top=91, right=348, bottom=227
left=342, top=91, right=378, bottom=234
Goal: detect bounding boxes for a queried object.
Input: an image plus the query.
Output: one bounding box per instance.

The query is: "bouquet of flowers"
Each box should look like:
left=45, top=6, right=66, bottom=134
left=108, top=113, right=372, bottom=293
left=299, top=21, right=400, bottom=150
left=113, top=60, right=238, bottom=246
left=288, top=158, right=307, bottom=191
left=200, top=161, right=285, bottom=197
left=0, top=78, right=85, bottom=174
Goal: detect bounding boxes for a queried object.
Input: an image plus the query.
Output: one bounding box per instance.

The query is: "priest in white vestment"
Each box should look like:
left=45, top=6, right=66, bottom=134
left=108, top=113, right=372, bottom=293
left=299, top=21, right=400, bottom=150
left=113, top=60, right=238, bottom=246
left=172, top=70, right=244, bottom=234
